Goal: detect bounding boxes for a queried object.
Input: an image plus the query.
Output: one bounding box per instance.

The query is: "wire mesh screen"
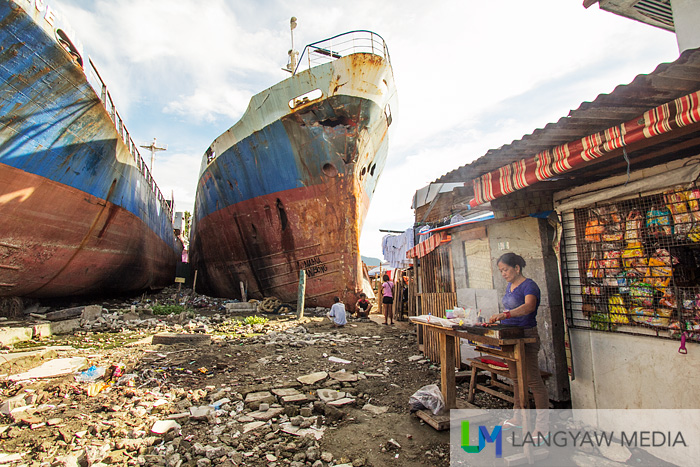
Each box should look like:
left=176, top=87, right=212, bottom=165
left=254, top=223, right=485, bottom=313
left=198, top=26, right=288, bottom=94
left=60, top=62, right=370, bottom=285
left=560, top=184, right=700, bottom=342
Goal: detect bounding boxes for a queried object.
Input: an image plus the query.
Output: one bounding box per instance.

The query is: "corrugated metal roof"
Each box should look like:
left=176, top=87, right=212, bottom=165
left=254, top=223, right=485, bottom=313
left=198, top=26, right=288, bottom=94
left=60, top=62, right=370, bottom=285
left=436, top=47, right=700, bottom=184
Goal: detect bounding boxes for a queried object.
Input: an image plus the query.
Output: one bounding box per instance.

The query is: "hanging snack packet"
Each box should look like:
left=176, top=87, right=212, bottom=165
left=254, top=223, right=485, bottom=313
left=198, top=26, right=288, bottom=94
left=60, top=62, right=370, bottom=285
left=624, top=210, right=643, bottom=243
left=664, top=189, right=692, bottom=237
left=608, top=294, right=629, bottom=324
left=585, top=216, right=605, bottom=242
left=630, top=282, right=654, bottom=308
left=646, top=206, right=673, bottom=237
left=686, top=188, right=700, bottom=222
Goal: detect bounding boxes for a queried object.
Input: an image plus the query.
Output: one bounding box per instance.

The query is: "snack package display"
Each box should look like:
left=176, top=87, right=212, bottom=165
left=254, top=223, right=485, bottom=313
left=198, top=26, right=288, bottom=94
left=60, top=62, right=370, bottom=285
left=646, top=206, right=673, bottom=237
left=664, top=189, right=692, bottom=237
left=624, top=209, right=643, bottom=243
left=686, top=188, right=700, bottom=222
left=608, top=294, right=629, bottom=324
left=585, top=217, right=605, bottom=242
left=630, top=282, right=654, bottom=308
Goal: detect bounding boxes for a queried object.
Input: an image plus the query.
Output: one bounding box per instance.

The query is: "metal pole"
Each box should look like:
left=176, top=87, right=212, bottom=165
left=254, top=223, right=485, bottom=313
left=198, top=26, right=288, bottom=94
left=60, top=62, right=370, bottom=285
left=297, top=270, right=306, bottom=319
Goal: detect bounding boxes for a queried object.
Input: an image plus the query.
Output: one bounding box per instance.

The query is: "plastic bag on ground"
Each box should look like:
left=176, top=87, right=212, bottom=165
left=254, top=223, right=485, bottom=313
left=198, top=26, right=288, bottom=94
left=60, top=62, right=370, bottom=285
left=408, top=384, right=444, bottom=415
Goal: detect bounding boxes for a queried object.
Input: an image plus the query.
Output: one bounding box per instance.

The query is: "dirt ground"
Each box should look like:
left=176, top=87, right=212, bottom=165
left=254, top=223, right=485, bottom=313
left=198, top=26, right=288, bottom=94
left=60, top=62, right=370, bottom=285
left=0, top=290, right=457, bottom=466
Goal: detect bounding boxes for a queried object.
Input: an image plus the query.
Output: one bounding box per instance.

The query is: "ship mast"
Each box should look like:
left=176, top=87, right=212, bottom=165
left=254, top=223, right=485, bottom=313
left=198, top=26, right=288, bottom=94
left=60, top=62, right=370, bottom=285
left=140, top=137, right=167, bottom=173
left=283, top=17, right=299, bottom=74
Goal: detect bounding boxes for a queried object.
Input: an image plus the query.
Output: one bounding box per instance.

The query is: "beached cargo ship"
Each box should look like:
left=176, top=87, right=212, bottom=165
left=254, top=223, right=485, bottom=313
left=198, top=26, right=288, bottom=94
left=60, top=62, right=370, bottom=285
left=0, top=0, right=181, bottom=300
left=190, top=30, right=397, bottom=308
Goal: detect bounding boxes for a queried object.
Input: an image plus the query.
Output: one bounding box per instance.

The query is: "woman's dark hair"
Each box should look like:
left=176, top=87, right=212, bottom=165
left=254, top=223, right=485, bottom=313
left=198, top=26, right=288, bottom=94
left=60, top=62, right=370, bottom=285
left=334, top=296, right=341, bottom=303
left=382, top=274, right=390, bottom=281
left=497, top=253, right=526, bottom=270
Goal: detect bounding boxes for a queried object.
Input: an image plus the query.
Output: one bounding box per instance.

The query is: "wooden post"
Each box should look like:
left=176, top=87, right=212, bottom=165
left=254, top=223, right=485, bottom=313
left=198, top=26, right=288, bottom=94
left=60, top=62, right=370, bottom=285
left=439, top=332, right=457, bottom=409
left=296, top=269, right=306, bottom=319
left=239, top=281, right=247, bottom=302
left=191, top=270, right=198, bottom=296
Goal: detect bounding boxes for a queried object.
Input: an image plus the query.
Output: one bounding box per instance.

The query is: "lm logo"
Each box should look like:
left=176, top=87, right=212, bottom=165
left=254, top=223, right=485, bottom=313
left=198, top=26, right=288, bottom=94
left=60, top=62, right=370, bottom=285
left=461, top=421, right=502, bottom=457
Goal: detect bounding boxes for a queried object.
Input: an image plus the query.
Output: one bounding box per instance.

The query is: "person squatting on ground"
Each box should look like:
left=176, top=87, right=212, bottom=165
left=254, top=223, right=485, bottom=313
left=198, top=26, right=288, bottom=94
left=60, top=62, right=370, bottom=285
left=327, top=296, right=347, bottom=327
left=381, top=274, right=394, bottom=325
left=355, top=293, right=373, bottom=318
left=489, top=252, right=549, bottom=443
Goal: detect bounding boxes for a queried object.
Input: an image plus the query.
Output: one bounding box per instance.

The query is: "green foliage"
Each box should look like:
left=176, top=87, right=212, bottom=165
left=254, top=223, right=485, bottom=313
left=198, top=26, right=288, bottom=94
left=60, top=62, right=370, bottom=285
left=243, top=315, right=269, bottom=325
left=151, top=304, right=188, bottom=315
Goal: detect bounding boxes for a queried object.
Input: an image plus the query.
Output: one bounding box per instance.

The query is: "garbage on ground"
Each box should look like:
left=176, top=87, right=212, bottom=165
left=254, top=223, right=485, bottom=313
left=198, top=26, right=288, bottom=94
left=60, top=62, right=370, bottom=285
left=408, top=384, right=445, bottom=415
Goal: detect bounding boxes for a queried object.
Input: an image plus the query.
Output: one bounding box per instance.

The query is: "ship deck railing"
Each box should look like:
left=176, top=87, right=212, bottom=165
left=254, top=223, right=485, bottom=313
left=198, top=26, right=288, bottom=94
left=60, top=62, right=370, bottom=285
left=87, top=58, right=173, bottom=220
left=293, top=30, right=390, bottom=75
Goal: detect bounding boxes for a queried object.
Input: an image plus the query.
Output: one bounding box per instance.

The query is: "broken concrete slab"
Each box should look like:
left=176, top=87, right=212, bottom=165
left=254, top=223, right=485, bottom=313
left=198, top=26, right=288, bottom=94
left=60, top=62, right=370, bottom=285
left=8, top=357, right=87, bottom=382
left=224, top=302, right=258, bottom=312
left=329, top=370, right=358, bottom=382
left=189, top=406, right=214, bottom=420
left=151, top=333, right=212, bottom=345
left=297, top=371, right=328, bottom=385
left=271, top=387, right=301, bottom=397
left=362, top=403, right=389, bottom=415
left=316, top=389, right=346, bottom=403
left=242, top=421, right=266, bottom=433
left=244, top=391, right=276, bottom=408
left=249, top=407, right=284, bottom=421
left=327, top=397, right=356, bottom=407
left=45, top=307, right=84, bottom=321
left=280, top=422, right=326, bottom=440
left=281, top=393, right=313, bottom=404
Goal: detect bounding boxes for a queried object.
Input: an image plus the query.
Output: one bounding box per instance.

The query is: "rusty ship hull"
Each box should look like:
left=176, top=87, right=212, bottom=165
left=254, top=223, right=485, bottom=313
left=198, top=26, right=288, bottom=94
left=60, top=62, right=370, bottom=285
left=190, top=31, right=397, bottom=308
left=0, top=0, right=180, bottom=298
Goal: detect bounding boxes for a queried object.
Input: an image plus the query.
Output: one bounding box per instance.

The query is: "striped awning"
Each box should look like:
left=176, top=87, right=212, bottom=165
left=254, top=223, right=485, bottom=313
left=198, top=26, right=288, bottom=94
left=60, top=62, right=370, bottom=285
left=406, top=232, right=450, bottom=259
left=469, top=90, right=700, bottom=207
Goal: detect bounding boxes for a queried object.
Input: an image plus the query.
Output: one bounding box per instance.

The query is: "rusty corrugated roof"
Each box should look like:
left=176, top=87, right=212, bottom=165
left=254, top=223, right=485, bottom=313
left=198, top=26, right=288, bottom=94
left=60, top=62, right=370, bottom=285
left=436, top=47, right=700, bottom=184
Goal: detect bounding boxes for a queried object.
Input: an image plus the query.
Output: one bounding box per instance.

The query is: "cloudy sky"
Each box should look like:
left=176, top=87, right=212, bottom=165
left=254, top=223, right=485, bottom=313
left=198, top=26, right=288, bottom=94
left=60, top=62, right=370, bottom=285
left=53, top=0, right=679, bottom=259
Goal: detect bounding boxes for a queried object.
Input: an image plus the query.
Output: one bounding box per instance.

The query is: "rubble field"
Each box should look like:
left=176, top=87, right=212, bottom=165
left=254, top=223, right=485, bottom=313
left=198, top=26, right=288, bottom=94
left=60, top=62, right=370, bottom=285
left=0, top=289, right=452, bottom=467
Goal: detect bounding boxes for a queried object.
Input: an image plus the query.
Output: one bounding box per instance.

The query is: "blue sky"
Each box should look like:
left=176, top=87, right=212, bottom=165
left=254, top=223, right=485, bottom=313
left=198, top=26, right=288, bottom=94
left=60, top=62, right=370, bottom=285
left=52, top=0, right=679, bottom=259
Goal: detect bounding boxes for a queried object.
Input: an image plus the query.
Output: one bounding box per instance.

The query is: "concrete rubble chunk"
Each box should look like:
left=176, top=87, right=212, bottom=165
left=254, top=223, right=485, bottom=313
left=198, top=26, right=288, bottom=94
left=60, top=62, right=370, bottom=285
left=151, top=420, right=181, bottom=434
left=297, top=371, right=328, bottom=385
left=362, top=403, right=389, bottom=415
left=271, top=387, right=301, bottom=397
left=249, top=407, right=284, bottom=421
left=45, top=307, right=84, bottom=321
left=151, top=332, right=212, bottom=345
left=242, top=421, right=266, bottom=433
left=329, top=370, right=358, bottom=382
left=597, top=443, right=632, bottom=463
left=408, top=355, right=423, bottom=361
left=244, top=391, right=276, bottom=405
left=280, top=422, right=326, bottom=440
left=281, top=393, right=313, bottom=404
left=326, top=397, right=355, bottom=407
left=80, top=305, right=103, bottom=322
left=189, top=406, right=214, bottom=420
left=316, top=389, right=345, bottom=403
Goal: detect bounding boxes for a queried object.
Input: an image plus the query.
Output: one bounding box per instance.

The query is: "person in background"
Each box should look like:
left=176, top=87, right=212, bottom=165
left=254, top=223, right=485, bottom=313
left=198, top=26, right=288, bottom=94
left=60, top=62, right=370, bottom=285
left=327, top=296, right=347, bottom=327
left=355, top=293, right=373, bottom=318
left=489, top=252, right=549, bottom=443
left=381, top=274, right=394, bottom=325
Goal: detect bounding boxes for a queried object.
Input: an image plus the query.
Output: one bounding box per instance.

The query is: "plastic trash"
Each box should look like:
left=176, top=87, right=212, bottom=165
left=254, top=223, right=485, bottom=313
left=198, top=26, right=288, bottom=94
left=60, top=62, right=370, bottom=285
left=408, top=384, right=444, bottom=415
left=75, top=365, right=105, bottom=382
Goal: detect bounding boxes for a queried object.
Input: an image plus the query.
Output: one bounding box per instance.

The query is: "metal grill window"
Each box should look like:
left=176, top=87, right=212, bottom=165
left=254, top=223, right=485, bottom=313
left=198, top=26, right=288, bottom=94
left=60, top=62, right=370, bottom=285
left=561, top=184, right=700, bottom=341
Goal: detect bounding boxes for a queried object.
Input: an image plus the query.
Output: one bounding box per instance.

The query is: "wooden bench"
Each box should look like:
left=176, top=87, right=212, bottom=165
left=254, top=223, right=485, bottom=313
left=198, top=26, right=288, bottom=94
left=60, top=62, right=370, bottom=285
left=467, top=357, right=551, bottom=405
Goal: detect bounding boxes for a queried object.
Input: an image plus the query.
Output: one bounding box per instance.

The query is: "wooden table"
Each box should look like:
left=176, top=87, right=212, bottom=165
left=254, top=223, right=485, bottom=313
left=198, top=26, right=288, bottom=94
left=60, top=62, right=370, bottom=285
left=413, top=321, right=537, bottom=411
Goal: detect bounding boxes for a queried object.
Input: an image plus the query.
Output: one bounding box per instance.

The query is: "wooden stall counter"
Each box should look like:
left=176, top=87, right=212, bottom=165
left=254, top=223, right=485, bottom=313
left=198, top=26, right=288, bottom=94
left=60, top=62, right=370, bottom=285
left=408, top=317, right=536, bottom=428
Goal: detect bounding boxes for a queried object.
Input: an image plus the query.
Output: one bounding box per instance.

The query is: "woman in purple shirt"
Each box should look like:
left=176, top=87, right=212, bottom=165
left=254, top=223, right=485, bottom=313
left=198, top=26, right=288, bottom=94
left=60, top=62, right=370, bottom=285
left=489, top=253, right=549, bottom=442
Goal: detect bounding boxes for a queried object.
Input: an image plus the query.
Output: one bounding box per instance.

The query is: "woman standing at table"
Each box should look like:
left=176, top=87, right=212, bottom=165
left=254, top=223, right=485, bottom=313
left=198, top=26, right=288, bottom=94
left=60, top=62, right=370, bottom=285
left=489, top=252, right=549, bottom=440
